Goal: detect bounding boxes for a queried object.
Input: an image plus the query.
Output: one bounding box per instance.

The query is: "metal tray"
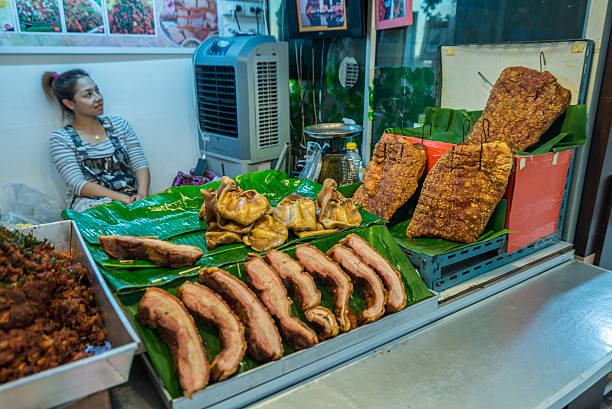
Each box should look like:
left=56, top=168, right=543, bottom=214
left=142, top=292, right=439, bottom=409
left=304, top=123, right=363, bottom=139
left=0, top=221, right=140, bottom=409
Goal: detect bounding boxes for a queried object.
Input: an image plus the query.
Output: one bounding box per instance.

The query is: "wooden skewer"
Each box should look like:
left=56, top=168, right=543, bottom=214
left=178, top=266, right=201, bottom=276
left=119, top=260, right=135, bottom=264
left=151, top=278, right=163, bottom=284
left=140, top=236, right=159, bottom=239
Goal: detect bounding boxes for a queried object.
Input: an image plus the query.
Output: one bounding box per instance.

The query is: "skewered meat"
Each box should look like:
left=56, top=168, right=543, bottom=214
left=177, top=282, right=246, bottom=382
left=273, top=193, right=318, bottom=232
left=244, top=255, right=318, bottom=350
left=137, top=288, right=209, bottom=397
left=327, top=245, right=387, bottom=324
left=264, top=251, right=338, bottom=340
left=295, top=244, right=356, bottom=333
left=243, top=215, right=289, bottom=252
left=353, top=134, right=427, bottom=220
left=199, top=267, right=283, bottom=363
left=340, top=234, right=406, bottom=313
left=204, top=222, right=243, bottom=250
left=0, top=226, right=107, bottom=384
left=98, top=235, right=203, bottom=268
left=465, top=66, right=571, bottom=151
left=406, top=141, right=513, bottom=243
left=215, top=177, right=271, bottom=226
left=316, top=179, right=362, bottom=230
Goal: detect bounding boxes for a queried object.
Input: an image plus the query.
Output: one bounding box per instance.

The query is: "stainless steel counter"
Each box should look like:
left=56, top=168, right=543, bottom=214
left=250, top=260, right=612, bottom=409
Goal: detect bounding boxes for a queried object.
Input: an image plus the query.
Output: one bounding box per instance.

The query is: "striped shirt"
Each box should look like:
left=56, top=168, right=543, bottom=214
left=50, top=115, right=149, bottom=208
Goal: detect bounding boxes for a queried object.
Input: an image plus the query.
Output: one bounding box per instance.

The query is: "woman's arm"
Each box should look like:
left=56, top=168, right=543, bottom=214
left=135, top=167, right=150, bottom=200
left=80, top=182, right=135, bottom=204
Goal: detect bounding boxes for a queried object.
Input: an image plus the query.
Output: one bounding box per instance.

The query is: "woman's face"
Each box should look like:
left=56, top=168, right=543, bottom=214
left=64, top=76, right=104, bottom=118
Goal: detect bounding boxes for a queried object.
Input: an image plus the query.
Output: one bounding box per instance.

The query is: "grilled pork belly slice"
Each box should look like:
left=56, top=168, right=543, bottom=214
left=177, top=282, right=246, bottom=382
left=340, top=234, right=406, bottom=313
left=99, top=235, right=203, bottom=268
left=244, top=254, right=318, bottom=350
left=264, top=250, right=338, bottom=340
left=199, top=267, right=283, bottom=363
left=327, top=244, right=387, bottom=324
left=295, top=244, right=356, bottom=333
left=137, top=288, right=209, bottom=397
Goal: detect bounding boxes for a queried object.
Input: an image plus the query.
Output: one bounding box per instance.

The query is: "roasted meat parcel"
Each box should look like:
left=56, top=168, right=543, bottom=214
left=340, top=234, right=406, bottom=313
left=99, top=235, right=203, bottom=268
left=406, top=141, right=514, bottom=243
left=295, top=244, right=356, bottom=333
left=273, top=193, right=318, bottom=232
left=243, top=215, right=289, bottom=252
left=353, top=134, right=427, bottom=220
left=199, top=267, right=283, bottom=363
left=327, top=244, right=387, bottom=324
left=177, top=282, right=246, bottom=382
left=264, top=250, right=339, bottom=340
left=244, top=255, right=318, bottom=350
left=465, top=66, right=571, bottom=151
left=215, top=176, right=271, bottom=226
left=137, top=288, right=209, bottom=397
left=316, top=179, right=362, bottom=230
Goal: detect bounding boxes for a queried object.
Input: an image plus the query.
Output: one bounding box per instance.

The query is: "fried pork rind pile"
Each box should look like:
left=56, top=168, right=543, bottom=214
left=406, top=141, right=514, bottom=243
left=200, top=177, right=362, bottom=252
left=465, top=66, right=571, bottom=151
left=353, top=134, right=427, bottom=220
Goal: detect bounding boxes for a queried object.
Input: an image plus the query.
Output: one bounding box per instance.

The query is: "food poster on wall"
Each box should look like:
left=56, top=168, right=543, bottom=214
left=16, top=0, right=62, bottom=32
left=0, top=0, right=17, bottom=31
left=0, top=0, right=216, bottom=49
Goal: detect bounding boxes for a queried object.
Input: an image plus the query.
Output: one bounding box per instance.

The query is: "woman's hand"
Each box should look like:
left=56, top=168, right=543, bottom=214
left=116, top=193, right=135, bottom=205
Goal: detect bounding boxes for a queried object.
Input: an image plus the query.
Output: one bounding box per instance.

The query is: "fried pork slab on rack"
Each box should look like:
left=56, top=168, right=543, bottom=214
left=199, top=267, right=283, bottom=363
left=465, top=66, right=571, bottom=151
left=295, top=244, right=356, bottom=333
left=177, top=282, right=246, bottom=383
left=244, top=255, right=318, bottom=350
left=98, top=235, right=203, bottom=268
left=265, top=250, right=339, bottom=340
left=137, top=288, right=209, bottom=397
left=353, top=134, right=427, bottom=220
left=340, top=233, right=406, bottom=313
left=406, top=141, right=513, bottom=243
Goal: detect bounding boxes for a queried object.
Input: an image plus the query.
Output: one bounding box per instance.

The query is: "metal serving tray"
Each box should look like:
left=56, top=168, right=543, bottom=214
left=0, top=221, right=140, bottom=409
left=142, top=292, right=439, bottom=409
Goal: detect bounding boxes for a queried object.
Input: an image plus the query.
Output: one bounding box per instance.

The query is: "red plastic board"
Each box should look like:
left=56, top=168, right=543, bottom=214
left=387, top=134, right=455, bottom=173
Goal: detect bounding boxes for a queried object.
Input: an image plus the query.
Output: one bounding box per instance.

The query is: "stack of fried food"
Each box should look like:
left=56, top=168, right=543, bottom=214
left=406, top=141, right=514, bottom=243
left=137, top=233, right=407, bottom=397
left=0, top=226, right=107, bottom=384
left=200, top=177, right=362, bottom=252
left=353, top=134, right=427, bottom=219
left=465, top=66, right=571, bottom=151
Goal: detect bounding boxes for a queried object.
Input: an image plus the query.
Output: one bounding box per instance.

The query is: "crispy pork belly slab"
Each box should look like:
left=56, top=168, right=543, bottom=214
left=340, top=234, right=406, bottom=313
left=177, top=282, right=246, bottom=382
left=199, top=267, right=283, bottom=363
left=264, top=251, right=339, bottom=340
left=304, top=306, right=339, bottom=340
left=244, top=255, right=318, bottom=350
left=99, top=235, right=203, bottom=268
left=137, top=288, right=209, bottom=397
left=295, top=244, right=355, bottom=333
left=327, top=244, right=387, bottom=324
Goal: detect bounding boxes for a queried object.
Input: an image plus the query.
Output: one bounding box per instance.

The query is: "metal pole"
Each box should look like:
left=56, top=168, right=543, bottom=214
left=361, top=0, right=377, bottom=165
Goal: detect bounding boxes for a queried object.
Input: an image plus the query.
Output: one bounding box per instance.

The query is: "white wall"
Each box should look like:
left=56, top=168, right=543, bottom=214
left=0, top=53, right=200, bottom=207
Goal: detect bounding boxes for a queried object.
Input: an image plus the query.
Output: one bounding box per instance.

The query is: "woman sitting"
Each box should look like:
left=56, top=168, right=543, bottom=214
left=42, top=69, right=150, bottom=212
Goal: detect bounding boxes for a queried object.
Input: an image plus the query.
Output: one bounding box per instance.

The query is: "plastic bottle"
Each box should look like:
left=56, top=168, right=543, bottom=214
left=341, top=142, right=361, bottom=185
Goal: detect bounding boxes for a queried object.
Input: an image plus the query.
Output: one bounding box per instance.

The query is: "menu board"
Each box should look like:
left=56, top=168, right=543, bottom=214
left=0, top=0, right=217, bottom=50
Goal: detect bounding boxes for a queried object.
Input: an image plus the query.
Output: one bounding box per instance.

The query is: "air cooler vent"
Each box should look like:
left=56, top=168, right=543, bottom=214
left=195, top=65, right=238, bottom=138
left=256, top=61, right=279, bottom=148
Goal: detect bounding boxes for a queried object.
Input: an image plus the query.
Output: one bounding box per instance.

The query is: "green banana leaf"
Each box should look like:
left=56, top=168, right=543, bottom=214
left=63, top=170, right=375, bottom=245
left=390, top=199, right=512, bottom=257
left=118, top=224, right=432, bottom=399
left=387, top=105, right=586, bottom=155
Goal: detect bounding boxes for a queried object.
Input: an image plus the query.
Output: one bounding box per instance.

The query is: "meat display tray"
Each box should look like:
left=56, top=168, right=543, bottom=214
left=141, top=292, right=439, bottom=409
left=0, top=221, right=140, bottom=409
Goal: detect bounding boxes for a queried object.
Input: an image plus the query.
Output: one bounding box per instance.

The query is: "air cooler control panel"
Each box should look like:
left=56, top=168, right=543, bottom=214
left=207, top=39, right=233, bottom=56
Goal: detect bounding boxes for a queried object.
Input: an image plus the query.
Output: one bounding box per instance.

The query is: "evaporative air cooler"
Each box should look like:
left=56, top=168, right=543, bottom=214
left=193, top=35, right=289, bottom=177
